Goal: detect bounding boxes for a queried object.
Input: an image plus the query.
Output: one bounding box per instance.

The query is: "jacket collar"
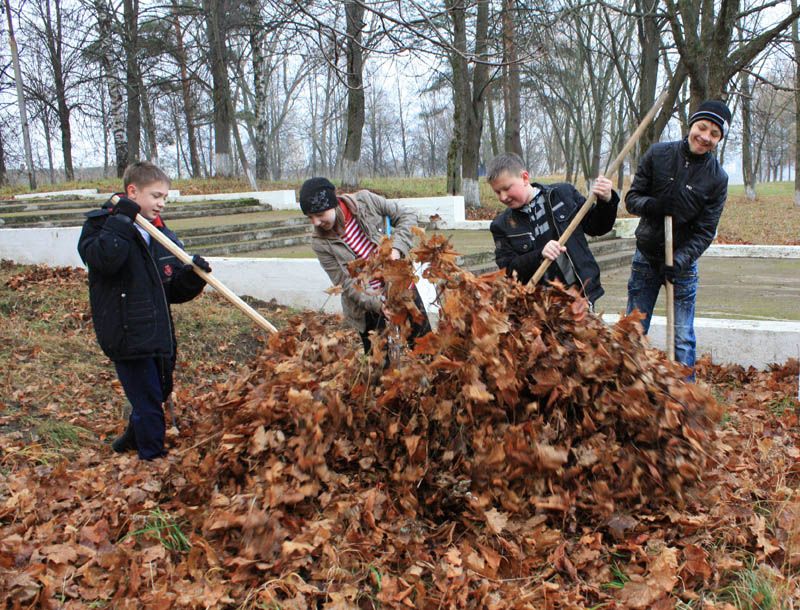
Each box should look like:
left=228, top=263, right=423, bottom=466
left=681, top=137, right=710, bottom=163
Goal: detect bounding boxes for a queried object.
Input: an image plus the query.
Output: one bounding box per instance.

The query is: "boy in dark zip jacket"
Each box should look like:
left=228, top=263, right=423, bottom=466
left=625, top=100, right=731, bottom=378
left=77, top=162, right=211, bottom=460
left=488, top=152, right=619, bottom=305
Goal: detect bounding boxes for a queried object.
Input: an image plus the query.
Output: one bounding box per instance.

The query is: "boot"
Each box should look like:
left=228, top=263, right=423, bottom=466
left=111, top=424, right=138, bottom=453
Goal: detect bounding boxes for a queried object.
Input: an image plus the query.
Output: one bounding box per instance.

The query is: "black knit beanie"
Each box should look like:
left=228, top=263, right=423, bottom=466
left=299, top=177, right=338, bottom=215
left=689, top=100, right=732, bottom=138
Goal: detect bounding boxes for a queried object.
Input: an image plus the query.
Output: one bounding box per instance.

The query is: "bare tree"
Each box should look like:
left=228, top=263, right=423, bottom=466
left=501, top=0, right=522, bottom=156
left=4, top=0, right=35, bottom=188
left=664, top=0, right=800, bottom=109
left=341, top=0, right=366, bottom=187
left=793, top=0, right=800, bottom=207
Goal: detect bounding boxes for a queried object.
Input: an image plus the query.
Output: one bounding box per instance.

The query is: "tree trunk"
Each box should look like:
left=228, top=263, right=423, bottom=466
left=42, top=115, right=55, bottom=184
left=794, top=0, right=800, bottom=207
left=501, top=0, right=522, bottom=156
left=251, top=21, right=269, bottom=180
left=5, top=0, right=35, bottom=189
left=203, top=0, right=233, bottom=177
left=397, top=80, right=410, bottom=176
left=137, top=68, right=158, bottom=163
left=94, top=0, right=128, bottom=177
left=635, top=0, right=660, bottom=156
left=740, top=71, right=756, bottom=200
left=450, top=0, right=489, bottom=208
left=0, top=125, right=7, bottom=186
left=486, top=87, right=499, bottom=158
left=172, top=4, right=200, bottom=178
left=341, top=0, right=365, bottom=188
left=43, top=0, right=74, bottom=181
left=124, top=0, right=140, bottom=164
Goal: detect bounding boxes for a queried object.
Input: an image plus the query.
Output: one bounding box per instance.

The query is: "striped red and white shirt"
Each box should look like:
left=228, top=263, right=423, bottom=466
left=341, top=203, right=383, bottom=292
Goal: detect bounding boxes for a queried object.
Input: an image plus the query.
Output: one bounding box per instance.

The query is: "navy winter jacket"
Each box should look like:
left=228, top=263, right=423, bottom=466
left=77, top=197, right=206, bottom=361
left=625, top=138, right=728, bottom=270
left=490, top=182, right=618, bottom=303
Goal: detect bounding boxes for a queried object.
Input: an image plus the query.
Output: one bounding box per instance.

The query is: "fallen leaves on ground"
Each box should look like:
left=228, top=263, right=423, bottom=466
left=1, top=250, right=799, bottom=608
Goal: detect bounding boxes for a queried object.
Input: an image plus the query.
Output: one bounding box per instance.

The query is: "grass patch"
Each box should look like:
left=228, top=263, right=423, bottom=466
left=120, top=507, right=192, bottom=552
left=719, top=564, right=788, bottom=610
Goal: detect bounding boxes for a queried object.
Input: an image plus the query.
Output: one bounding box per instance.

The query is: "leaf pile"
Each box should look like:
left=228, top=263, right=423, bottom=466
left=1, top=251, right=799, bottom=608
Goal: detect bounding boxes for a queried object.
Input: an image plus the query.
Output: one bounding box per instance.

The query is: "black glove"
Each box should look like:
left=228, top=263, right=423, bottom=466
left=655, top=195, right=673, bottom=217
left=660, top=263, right=678, bottom=283
left=113, top=196, right=141, bottom=221
left=192, top=254, right=211, bottom=273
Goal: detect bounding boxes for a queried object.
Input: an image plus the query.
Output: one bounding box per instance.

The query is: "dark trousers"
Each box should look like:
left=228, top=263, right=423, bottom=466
left=114, top=358, right=168, bottom=460
left=360, top=287, right=432, bottom=353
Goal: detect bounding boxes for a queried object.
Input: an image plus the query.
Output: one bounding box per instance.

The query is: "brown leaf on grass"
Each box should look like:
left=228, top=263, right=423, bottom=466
left=618, top=547, right=678, bottom=608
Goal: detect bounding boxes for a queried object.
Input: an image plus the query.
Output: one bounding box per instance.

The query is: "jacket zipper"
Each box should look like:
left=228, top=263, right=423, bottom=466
left=547, top=189, right=586, bottom=299
left=141, top=229, right=175, bottom=354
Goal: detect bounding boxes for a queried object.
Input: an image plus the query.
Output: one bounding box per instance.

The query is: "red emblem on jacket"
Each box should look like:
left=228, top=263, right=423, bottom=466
left=163, top=264, right=173, bottom=277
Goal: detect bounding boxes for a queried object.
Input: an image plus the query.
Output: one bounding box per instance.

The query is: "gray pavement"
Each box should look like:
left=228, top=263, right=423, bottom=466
left=596, top=257, right=800, bottom=321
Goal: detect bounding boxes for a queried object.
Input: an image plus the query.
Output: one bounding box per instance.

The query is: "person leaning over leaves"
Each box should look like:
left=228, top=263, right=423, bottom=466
left=77, top=161, right=212, bottom=461
left=300, top=177, right=431, bottom=353
left=488, top=152, right=619, bottom=307
left=625, top=100, right=731, bottom=380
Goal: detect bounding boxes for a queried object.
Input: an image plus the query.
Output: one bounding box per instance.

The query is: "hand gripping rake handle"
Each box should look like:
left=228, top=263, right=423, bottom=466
left=110, top=195, right=278, bottom=334
left=530, top=90, right=670, bottom=286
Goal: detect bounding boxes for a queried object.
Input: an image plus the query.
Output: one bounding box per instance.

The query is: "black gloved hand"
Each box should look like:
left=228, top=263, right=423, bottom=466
left=656, top=195, right=673, bottom=217
left=192, top=254, right=211, bottom=273
left=113, top=196, right=141, bottom=221
left=660, top=263, right=678, bottom=283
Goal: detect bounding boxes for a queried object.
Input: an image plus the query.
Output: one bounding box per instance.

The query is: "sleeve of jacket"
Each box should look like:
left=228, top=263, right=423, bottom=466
left=625, top=145, right=662, bottom=218
left=77, top=213, right=135, bottom=275
left=313, top=240, right=383, bottom=314
left=673, top=179, right=727, bottom=270
left=490, top=215, right=545, bottom=284
left=575, top=184, right=619, bottom=236
left=166, top=262, right=207, bottom=304
left=365, top=191, right=417, bottom=257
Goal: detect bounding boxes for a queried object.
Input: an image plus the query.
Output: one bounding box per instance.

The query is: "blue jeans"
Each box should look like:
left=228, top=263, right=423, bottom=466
left=626, top=249, right=698, bottom=377
left=114, top=358, right=168, bottom=460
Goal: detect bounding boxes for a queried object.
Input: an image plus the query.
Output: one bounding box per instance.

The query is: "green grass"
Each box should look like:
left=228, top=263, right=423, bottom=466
left=120, top=507, right=192, bottom=552
left=719, top=564, right=787, bottom=610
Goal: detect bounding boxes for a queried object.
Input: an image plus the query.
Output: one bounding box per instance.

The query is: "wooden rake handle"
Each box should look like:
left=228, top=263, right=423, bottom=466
left=110, top=195, right=278, bottom=334
left=530, top=90, right=670, bottom=286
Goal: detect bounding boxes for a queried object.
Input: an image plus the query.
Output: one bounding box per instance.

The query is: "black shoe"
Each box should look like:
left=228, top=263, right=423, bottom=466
left=111, top=425, right=138, bottom=453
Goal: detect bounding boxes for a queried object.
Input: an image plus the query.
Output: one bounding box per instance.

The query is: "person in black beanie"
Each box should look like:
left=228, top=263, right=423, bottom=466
left=625, top=100, right=732, bottom=380
left=299, top=177, right=431, bottom=353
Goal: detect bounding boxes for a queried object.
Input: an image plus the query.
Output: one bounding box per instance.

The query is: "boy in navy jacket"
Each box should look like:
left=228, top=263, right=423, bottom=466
left=78, top=162, right=210, bottom=460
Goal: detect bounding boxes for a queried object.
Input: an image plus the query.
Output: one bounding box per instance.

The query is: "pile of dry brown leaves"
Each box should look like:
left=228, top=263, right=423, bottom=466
left=1, top=240, right=799, bottom=609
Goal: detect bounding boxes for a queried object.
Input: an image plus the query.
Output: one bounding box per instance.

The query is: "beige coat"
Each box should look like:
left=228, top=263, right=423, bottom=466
left=311, top=190, right=417, bottom=333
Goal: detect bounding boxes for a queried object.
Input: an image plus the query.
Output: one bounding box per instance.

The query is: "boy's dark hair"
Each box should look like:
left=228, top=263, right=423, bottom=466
left=123, top=161, right=171, bottom=190
left=487, top=152, right=527, bottom=183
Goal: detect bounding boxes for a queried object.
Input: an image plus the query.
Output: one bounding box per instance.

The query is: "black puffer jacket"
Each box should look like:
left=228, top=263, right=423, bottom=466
left=490, top=182, right=619, bottom=303
left=77, top=197, right=206, bottom=361
left=626, top=138, right=728, bottom=270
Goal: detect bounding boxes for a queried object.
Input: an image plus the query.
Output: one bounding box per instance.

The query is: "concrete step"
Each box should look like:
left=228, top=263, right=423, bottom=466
left=179, top=216, right=308, bottom=238
left=197, top=234, right=313, bottom=256
left=183, top=224, right=311, bottom=248
left=595, top=250, right=634, bottom=272
left=1, top=199, right=94, bottom=213
left=458, top=236, right=635, bottom=277
left=0, top=200, right=273, bottom=228
left=588, top=237, right=636, bottom=257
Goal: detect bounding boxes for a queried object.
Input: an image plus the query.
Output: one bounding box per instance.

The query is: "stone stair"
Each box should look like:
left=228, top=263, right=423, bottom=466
left=458, top=231, right=635, bottom=276
left=181, top=218, right=312, bottom=256
left=0, top=197, right=273, bottom=228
